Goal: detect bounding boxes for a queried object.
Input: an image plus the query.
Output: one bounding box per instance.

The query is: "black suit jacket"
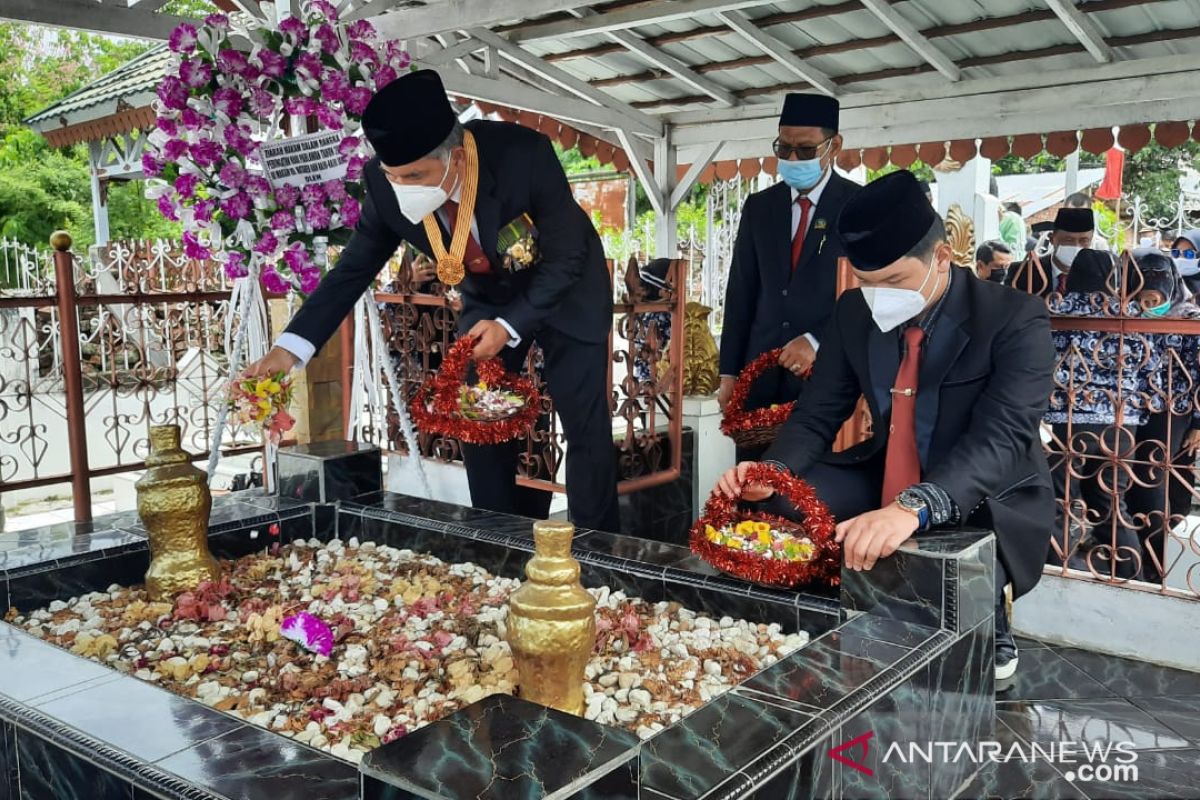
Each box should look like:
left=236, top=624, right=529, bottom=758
left=719, top=173, right=858, bottom=407
left=764, top=268, right=1056, bottom=597
left=285, top=120, right=612, bottom=351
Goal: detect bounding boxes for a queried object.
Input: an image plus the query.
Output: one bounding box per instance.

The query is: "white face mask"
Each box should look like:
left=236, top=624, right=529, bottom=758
left=1054, top=244, right=1082, bottom=269
left=1175, top=257, right=1200, bottom=277
left=389, top=157, right=455, bottom=224
left=861, top=255, right=940, bottom=333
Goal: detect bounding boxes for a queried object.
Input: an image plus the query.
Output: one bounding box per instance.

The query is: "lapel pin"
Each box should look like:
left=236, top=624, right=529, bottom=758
left=818, top=235, right=827, bottom=255
left=814, top=218, right=827, bottom=231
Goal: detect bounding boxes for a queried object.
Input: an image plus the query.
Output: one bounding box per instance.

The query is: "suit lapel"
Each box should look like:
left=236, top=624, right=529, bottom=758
left=915, top=269, right=971, bottom=464
left=867, top=320, right=899, bottom=424
left=763, top=182, right=793, bottom=290
left=473, top=158, right=501, bottom=259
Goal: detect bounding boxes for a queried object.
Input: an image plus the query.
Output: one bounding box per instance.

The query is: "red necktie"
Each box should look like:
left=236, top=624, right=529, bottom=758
left=881, top=326, right=926, bottom=505
left=791, top=196, right=813, bottom=273
left=442, top=199, right=491, bottom=274
left=1056, top=274, right=1068, bottom=294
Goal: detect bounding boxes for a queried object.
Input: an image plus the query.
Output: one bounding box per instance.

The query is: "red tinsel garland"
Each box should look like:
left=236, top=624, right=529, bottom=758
left=409, top=337, right=541, bottom=445
left=720, top=347, right=805, bottom=438
left=689, top=463, right=840, bottom=589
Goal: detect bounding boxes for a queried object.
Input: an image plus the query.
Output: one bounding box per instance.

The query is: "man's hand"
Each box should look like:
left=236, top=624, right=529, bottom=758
left=836, top=503, right=920, bottom=571
left=1184, top=429, right=1200, bottom=457
left=778, top=335, right=816, bottom=377
left=242, top=346, right=299, bottom=379
left=717, top=376, right=736, bottom=410
left=715, top=461, right=775, bottom=501
left=409, top=256, right=437, bottom=285
left=468, top=319, right=511, bottom=360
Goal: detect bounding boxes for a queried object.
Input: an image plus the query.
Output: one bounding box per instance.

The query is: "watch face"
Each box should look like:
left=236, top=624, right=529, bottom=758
left=899, top=492, right=925, bottom=511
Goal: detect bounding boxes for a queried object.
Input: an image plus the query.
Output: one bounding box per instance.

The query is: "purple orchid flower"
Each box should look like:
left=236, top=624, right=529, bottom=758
left=194, top=198, right=217, bottom=222
left=156, top=76, right=189, bottom=111
left=217, top=161, right=246, bottom=188
left=319, top=68, right=350, bottom=102
left=212, top=87, right=243, bottom=117
left=174, top=173, right=200, bottom=199
left=274, top=184, right=301, bottom=209
left=269, top=210, right=296, bottom=232
left=156, top=116, right=179, bottom=137
left=163, top=138, right=188, bottom=161
left=217, top=49, right=251, bottom=77
left=373, top=65, right=398, bottom=90
left=313, top=23, right=340, bottom=55
left=346, top=20, right=375, bottom=40
left=322, top=180, right=347, bottom=203
left=190, top=140, right=224, bottom=168
left=244, top=175, right=272, bottom=198
left=182, top=231, right=210, bottom=260
left=223, top=251, right=248, bottom=280
left=341, top=196, right=361, bottom=229
left=308, top=0, right=339, bottom=20
left=344, top=86, right=372, bottom=116
left=254, top=230, right=280, bottom=255
left=338, top=136, right=361, bottom=158
left=284, top=96, right=318, bottom=117
left=305, top=204, right=332, bottom=230
left=256, top=49, right=287, bottom=79
left=316, top=104, right=343, bottom=131
left=301, top=184, right=325, bottom=208
left=278, top=16, right=309, bottom=44
left=249, top=87, right=277, bottom=116
left=219, top=192, right=252, bottom=221
left=179, top=58, right=213, bottom=89
left=349, top=40, right=377, bottom=66
left=141, top=153, right=163, bottom=178
left=298, top=266, right=321, bottom=294
left=261, top=265, right=293, bottom=295
left=294, top=52, right=323, bottom=81
left=168, top=23, right=198, bottom=54
left=156, top=194, right=179, bottom=221
left=224, top=126, right=256, bottom=158
left=204, top=13, right=230, bottom=31
left=180, top=107, right=208, bottom=132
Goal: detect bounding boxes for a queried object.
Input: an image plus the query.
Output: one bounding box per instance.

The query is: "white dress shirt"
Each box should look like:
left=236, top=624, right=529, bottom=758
left=275, top=183, right=519, bottom=368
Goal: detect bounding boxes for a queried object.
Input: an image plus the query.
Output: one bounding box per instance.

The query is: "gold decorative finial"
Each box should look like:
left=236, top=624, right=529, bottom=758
left=136, top=424, right=221, bottom=600
left=50, top=231, right=72, bottom=252
left=945, top=203, right=976, bottom=268
left=505, top=520, right=597, bottom=715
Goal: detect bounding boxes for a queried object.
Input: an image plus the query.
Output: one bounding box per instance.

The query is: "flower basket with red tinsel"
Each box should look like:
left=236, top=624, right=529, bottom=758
left=721, top=348, right=804, bottom=449
left=689, top=463, right=840, bottom=589
left=409, top=336, right=541, bottom=445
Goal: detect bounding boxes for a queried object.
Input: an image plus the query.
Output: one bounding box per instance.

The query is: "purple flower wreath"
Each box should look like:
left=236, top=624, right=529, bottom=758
left=148, top=1, right=411, bottom=293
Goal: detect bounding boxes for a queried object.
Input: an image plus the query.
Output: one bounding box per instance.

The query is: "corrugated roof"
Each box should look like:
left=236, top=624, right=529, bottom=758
left=25, top=45, right=170, bottom=128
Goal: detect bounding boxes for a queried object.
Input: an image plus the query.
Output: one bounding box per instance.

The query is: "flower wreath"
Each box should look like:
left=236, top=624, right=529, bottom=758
left=146, top=1, right=411, bottom=293
left=409, top=337, right=541, bottom=445
left=689, top=463, right=840, bottom=588
left=720, top=347, right=804, bottom=447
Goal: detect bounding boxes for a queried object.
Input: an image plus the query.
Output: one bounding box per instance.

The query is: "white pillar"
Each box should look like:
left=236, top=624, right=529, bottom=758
left=682, top=396, right=735, bottom=520
left=654, top=133, right=677, bottom=257
left=1065, top=150, right=1080, bottom=197
left=87, top=141, right=110, bottom=246
left=936, top=156, right=999, bottom=246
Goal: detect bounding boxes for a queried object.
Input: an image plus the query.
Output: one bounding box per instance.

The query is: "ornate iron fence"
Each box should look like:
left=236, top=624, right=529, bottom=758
left=0, top=238, right=264, bottom=521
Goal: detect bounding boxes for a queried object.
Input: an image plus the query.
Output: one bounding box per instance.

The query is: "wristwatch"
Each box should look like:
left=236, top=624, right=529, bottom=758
left=896, top=489, right=930, bottom=530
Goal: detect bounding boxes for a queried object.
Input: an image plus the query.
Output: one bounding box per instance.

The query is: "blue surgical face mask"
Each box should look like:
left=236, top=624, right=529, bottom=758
left=777, top=141, right=831, bottom=191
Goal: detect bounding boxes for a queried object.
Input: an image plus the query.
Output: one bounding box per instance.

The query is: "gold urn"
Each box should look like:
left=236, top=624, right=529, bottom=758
left=506, top=520, right=597, bottom=715
left=136, top=425, right=221, bottom=600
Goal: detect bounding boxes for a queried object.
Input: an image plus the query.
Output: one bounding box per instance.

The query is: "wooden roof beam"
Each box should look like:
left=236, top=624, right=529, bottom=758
left=1045, top=0, right=1116, bottom=62
left=507, top=0, right=776, bottom=44
left=858, top=0, right=961, bottom=81
left=715, top=9, right=839, bottom=97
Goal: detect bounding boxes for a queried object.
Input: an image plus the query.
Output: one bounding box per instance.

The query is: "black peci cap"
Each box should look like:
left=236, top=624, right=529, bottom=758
left=362, top=70, right=457, bottom=167
left=835, top=170, right=939, bottom=271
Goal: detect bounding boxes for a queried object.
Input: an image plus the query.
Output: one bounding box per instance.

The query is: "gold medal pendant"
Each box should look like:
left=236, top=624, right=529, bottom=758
left=436, top=256, right=465, bottom=286
left=421, top=130, right=481, bottom=287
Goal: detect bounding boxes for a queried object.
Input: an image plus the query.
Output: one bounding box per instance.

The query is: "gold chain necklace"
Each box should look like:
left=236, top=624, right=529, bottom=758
left=421, top=129, right=479, bottom=286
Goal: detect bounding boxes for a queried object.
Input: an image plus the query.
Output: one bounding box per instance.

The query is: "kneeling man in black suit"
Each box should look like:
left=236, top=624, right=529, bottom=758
left=716, top=170, right=1055, bottom=681
left=246, top=70, right=620, bottom=532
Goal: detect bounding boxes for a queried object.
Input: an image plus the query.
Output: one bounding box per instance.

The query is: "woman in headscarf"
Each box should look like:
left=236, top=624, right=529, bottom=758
left=1044, top=249, right=1157, bottom=579
left=1170, top=229, right=1200, bottom=297
left=1126, top=249, right=1200, bottom=582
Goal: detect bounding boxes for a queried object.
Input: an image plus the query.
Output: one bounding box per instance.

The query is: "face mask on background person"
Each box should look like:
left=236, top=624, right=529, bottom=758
left=1054, top=245, right=1082, bottom=268
left=987, top=267, right=1009, bottom=284
left=862, top=254, right=940, bottom=333
left=1145, top=299, right=1173, bottom=317
left=777, top=140, right=830, bottom=192
left=389, top=157, right=457, bottom=224
left=1175, top=256, right=1200, bottom=276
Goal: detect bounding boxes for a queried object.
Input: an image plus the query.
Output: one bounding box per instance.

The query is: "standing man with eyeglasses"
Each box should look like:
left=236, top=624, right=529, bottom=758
left=718, top=94, right=859, bottom=460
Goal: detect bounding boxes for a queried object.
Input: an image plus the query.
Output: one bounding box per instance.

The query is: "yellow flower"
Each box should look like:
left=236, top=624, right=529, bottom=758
left=753, top=522, right=771, bottom=536
left=795, top=542, right=815, bottom=561
left=511, top=243, right=527, bottom=260
left=757, top=530, right=773, bottom=545
left=257, top=399, right=272, bottom=414
left=705, top=525, right=719, bottom=542
left=255, top=378, right=281, bottom=396
left=735, top=520, right=755, bottom=536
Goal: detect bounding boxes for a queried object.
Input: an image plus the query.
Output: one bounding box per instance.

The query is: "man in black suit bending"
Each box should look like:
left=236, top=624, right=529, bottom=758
left=246, top=70, right=620, bottom=532
left=716, top=171, right=1056, bottom=681
left=718, top=93, right=859, bottom=460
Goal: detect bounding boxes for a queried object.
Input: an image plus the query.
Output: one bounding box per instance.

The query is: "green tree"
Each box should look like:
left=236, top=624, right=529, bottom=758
left=1123, top=140, right=1200, bottom=221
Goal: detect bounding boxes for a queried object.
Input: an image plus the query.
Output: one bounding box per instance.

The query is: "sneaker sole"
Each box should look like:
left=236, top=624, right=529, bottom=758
left=995, top=656, right=1019, bottom=681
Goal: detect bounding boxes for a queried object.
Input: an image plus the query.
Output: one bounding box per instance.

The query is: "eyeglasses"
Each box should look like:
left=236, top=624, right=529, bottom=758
left=1172, top=248, right=1198, bottom=259
left=772, top=137, right=832, bottom=161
